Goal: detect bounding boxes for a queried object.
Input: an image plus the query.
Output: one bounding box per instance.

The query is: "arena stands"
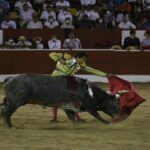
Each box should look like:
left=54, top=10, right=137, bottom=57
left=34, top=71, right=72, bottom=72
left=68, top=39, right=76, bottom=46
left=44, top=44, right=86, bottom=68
left=0, top=0, right=149, bottom=49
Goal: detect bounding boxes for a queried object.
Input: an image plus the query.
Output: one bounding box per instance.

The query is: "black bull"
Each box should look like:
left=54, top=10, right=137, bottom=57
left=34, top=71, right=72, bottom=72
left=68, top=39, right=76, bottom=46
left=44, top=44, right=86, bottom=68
left=0, top=74, right=120, bottom=128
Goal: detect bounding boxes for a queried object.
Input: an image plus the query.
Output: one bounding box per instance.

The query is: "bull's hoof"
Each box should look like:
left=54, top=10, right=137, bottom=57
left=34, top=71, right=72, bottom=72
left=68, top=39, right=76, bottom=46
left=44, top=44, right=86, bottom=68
left=112, top=114, right=129, bottom=123
left=10, top=126, right=17, bottom=130
left=76, top=119, right=86, bottom=123
left=50, top=119, right=59, bottom=123
left=102, top=120, right=110, bottom=124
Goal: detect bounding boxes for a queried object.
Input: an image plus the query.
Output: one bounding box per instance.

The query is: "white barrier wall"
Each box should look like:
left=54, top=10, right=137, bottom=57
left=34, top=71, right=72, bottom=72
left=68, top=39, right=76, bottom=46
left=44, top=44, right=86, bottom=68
left=0, top=74, right=150, bottom=83
left=0, top=30, right=3, bottom=45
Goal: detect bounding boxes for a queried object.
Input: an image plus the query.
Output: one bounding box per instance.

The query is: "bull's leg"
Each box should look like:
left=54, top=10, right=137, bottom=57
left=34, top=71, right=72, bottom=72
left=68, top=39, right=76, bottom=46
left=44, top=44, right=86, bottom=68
left=3, top=104, right=18, bottom=128
left=64, top=110, right=76, bottom=122
left=89, top=110, right=110, bottom=124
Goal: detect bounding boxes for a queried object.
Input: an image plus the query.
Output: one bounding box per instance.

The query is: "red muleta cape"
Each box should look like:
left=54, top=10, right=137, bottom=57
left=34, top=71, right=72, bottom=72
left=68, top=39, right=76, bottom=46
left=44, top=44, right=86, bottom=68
left=108, top=76, right=145, bottom=116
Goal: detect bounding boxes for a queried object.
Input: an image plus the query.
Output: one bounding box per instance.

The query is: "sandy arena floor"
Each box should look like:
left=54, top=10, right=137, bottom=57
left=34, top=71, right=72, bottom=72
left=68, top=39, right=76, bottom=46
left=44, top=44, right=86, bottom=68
left=0, top=83, right=150, bottom=150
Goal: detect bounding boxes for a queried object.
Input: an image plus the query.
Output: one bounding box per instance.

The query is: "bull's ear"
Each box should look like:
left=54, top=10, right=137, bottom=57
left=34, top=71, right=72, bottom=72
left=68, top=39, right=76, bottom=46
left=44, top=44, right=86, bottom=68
left=86, top=80, right=93, bottom=99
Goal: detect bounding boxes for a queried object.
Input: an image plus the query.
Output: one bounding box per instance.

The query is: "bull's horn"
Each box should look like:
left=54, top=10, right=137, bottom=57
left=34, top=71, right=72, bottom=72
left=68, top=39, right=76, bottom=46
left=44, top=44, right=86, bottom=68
left=115, top=90, right=129, bottom=99
left=117, top=90, right=129, bottom=95
left=115, top=93, right=120, bottom=99
left=106, top=90, right=113, bottom=95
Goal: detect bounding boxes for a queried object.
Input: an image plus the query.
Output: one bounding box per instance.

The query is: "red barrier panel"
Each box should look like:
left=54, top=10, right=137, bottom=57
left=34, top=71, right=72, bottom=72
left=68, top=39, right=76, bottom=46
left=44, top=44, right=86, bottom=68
left=0, top=50, right=150, bottom=75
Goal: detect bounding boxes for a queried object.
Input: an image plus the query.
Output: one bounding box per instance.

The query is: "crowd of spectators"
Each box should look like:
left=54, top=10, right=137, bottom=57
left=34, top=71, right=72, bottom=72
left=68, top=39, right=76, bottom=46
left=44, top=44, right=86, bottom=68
left=4, top=32, right=82, bottom=49
left=0, top=0, right=150, bottom=30
left=3, top=29, right=150, bottom=50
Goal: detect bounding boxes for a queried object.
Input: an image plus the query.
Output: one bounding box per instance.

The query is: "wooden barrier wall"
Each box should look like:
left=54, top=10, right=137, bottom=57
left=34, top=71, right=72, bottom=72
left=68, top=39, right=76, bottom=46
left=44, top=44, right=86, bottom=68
left=0, top=50, right=150, bottom=75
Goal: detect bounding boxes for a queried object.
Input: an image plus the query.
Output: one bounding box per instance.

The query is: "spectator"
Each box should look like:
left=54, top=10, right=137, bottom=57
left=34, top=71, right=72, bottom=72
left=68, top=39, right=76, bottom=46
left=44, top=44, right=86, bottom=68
left=4, top=38, right=16, bottom=48
left=103, top=10, right=116, bottom=29
left=88, top=6, right=100, bottom=28
left=116, top=11, right=129, bottom=24
left=27, top=14, right=43, bottom=29
left=57, top=8, right=73, bottom=24
left=19, top=3, right=35, bottom=23
left=63, top=32, right=82, bottom=49
left=42, top=0, right=54, bottom=10
left=143, top=0, right=150, bottom=10
left=118, top=16, right=136, bottom=29
left=44, top=15, right=59, bottom=29
left=0, top=0, right=10, bottom=12
left=33, top=36, right=44, bottom=49
left=138, top=16, right=150, bottom=29
left=103, top=0, right=115, bottom=11
left=78, top=15, right=92, bottom=28
left=8, top=9, right=19, bottom=21
left=60, top=17, right=74, bottom=29
left=40, top=5, right=56, bottom=22
left=16, top=35, right=32, bottom=48
left=48, top=35, right=61, bottom=49
left=1, top=15, right=17, bottom=29
left=128, top=0, right=138, bottom=21
left=117, top=0, right=132, bottom=13
left=84, top=6, right=91, bottom=18
left=34, top=0, right=45, bottom=11
left=141, top=30, right=150, bottom=46
left=76, top=6, right=86, bottom=21
left=15, top=0, right=32, bottom=11
left=88, top=6, right=100, bottom=20
left=95, top=17, right=103, bottom=29
left=55, top=0, right=70, bottom=9
left=123, top=30, right=141, bottom=50
left=80, top=0, right=96, bottom=6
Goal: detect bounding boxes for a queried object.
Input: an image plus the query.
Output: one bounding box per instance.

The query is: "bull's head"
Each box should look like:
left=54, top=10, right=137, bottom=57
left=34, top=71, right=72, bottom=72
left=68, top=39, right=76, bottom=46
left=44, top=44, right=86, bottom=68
left=101, top=90, right=129, bottom=118
left=94, top=87, right=128, bottom=119
left=99, top=94, right=120, bottom=119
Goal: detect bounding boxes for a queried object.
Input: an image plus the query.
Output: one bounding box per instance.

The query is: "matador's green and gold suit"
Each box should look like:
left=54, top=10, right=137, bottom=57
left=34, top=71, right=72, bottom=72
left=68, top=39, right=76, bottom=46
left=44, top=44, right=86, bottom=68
left=49, top=52, right=108, bottom=77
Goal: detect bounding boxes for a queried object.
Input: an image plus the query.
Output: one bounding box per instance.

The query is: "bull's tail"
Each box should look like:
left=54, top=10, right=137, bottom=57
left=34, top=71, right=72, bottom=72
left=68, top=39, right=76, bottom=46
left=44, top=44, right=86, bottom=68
left=0, top=97, right=7, bottom=119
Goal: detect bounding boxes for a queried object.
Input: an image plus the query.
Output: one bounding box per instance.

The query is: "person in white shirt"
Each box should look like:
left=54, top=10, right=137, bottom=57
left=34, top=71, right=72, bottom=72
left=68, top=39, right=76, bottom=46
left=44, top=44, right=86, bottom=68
left=63, top=32, right=82, bottom=49
left=88, top=7, right=100, bottom=21
left=116, top=12, right=129, bottom=24
left=19, top=3, right=35, bottom=23
left=48, top=35, right=61, bottom=49
left=44, top=15, right=59, bottom=29
left=57, top=8, right=73, bottom=24
left=27, top=14, right=43, bottom=29
left=118, top=16, right=136, bottom=29
left=60, top=17, right=74, bottom=29
left=40, top=5, right=56, bottom=21
left=1, top=15, right=17, bottom=29
left=15, top=0, right=32, bottom=11
left=80, top=0, right=96, bottom=6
